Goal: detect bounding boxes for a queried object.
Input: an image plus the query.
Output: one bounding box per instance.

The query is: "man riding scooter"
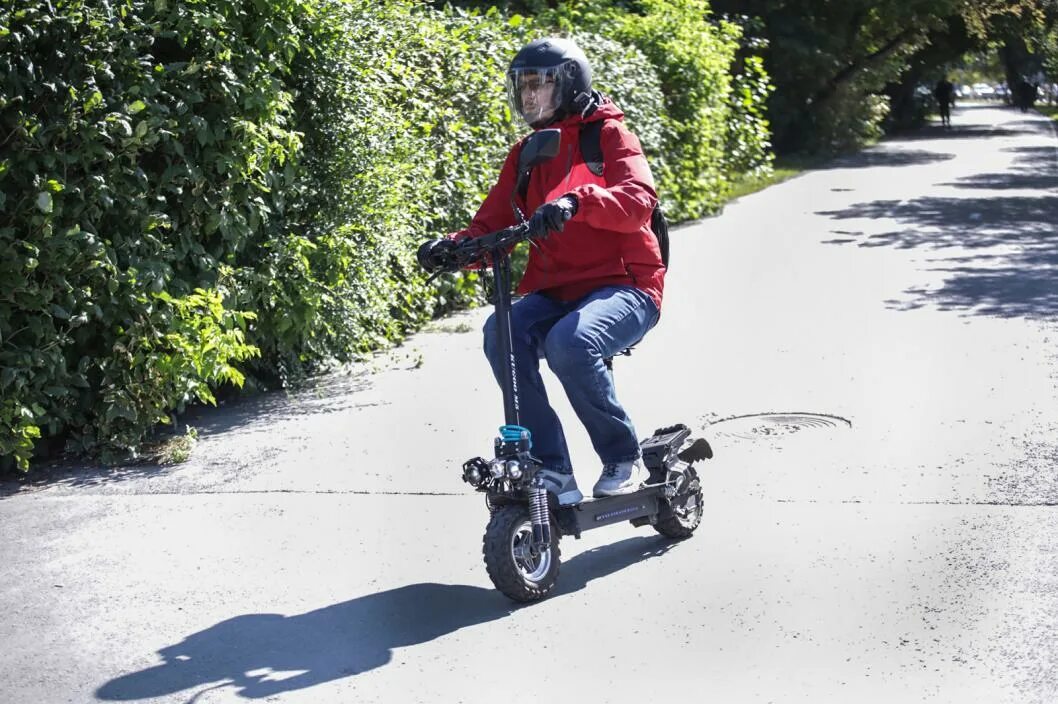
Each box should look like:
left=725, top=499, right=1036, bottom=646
left=420, top=37, right=666, bottom=505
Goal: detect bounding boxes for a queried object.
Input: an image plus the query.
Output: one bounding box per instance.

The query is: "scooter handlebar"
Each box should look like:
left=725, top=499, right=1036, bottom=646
left=418, top=222, right=533, bottom=274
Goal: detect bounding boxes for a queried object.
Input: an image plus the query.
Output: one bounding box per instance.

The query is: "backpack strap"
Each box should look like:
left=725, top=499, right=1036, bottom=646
left=520, top=119, right=669, bottom=268
left=515, top=135, right=532, bottom=204
left=580, top=119, right=605, bottom=176
left=518, top=121, right=606, bottom=203
left=516, top=167, right=531, bottom=204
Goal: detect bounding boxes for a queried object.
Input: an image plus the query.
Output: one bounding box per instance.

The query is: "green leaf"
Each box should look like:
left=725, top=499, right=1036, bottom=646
left=35, top=192, right=53, bottom=214
left=128, top=99, right=147, bottom=114
left=146, top=213, right=171, bottom=230
left=84, top=90, right=103, bottom=112
left=104, top=401, right=138, bottom=423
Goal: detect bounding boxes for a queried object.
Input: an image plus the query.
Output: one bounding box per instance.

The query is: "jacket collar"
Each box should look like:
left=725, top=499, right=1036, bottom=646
left=540, top=93, right=625, bottom=131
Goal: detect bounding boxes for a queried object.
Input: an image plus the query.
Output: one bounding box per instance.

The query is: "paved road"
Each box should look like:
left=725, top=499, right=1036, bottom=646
left=3, top=104, right=1058, bottom=703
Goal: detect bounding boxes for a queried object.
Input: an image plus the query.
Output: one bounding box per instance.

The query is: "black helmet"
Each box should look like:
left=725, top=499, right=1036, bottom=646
left=507, top=37, right=593, bottom=128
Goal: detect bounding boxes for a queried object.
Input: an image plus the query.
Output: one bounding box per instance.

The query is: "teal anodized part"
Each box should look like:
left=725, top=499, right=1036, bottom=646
left=499, top=424, right=531, bottom=449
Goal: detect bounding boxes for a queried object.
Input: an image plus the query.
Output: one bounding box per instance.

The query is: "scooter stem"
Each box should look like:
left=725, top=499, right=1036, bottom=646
left=490, top=249, right=520, bottom=427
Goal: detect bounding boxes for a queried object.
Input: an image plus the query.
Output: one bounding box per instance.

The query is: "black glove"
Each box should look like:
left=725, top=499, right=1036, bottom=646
left=528, top=195, right=578, bottom=238
left=417, top=238, right=459, bottom=273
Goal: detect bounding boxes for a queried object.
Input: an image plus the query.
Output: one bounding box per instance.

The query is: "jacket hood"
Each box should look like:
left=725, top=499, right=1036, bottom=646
left=583, top=95, right=624, bottom=123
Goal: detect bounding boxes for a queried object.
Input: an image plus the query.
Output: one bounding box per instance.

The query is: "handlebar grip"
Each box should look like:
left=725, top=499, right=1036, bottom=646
left=417, top=238, right=461, bottom=273
left=418, top=223, right=533, bottom=274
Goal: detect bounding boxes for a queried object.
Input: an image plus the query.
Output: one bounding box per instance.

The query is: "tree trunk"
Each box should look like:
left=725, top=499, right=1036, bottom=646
left=809, top=27, right=919, bottom=110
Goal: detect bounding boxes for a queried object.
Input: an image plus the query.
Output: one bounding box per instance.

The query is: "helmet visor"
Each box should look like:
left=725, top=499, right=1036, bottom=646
left=507, top=66, right=567, bottom=127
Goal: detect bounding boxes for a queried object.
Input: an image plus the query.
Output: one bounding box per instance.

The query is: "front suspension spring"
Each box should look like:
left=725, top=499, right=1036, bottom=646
left=529, top=485, right=548, bottom=524
left=529, top=484, right=551, bottom=548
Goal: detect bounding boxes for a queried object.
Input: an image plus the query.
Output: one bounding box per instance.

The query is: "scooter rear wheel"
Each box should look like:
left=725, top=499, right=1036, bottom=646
left=654, top=468, right=704, bottom=539
left=483, top=505, right=561, bottom=602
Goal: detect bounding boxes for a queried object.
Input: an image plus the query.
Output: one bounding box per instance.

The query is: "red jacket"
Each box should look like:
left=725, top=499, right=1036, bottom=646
left=450, top=99, right=665, bottom=312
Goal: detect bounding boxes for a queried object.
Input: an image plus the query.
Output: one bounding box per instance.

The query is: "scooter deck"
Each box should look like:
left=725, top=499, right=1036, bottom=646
left=555, top=423, right=693, bottom=536
left=557, top=483, right=668, bottom=536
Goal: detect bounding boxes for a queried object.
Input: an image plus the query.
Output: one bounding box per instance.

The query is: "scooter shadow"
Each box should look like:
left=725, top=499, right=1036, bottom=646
left=96, top=534, right=684, bottom=701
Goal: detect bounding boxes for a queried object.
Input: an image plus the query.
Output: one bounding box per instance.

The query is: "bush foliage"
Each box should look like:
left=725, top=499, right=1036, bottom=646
left=1, top=0, right=772, bottom=470
left=539, top=0, right=771, bottom=218
left=0, top=0, right=301, bottom=465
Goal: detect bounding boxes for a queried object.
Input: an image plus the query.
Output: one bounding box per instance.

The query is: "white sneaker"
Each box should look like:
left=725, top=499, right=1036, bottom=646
left=536, top=469, right=584, bottom=505
left=592, top=459, right=649, bottom=498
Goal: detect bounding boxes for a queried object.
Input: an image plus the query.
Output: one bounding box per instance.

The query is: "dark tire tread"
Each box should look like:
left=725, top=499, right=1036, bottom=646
left=654, top=472, right=704, bottom=539
left=482, top=505, right=561, bottom=602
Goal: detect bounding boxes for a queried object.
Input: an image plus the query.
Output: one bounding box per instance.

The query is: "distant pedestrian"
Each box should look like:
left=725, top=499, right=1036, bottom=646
left=1015, top=79, right=1038, bottom=112
left=934, top=77, right=955, bottom=128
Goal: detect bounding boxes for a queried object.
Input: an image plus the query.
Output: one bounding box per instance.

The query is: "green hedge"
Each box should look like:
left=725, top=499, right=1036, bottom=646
left=1, top=0, right=772, bottom=471
left=0, top=0, right=304, bottom=466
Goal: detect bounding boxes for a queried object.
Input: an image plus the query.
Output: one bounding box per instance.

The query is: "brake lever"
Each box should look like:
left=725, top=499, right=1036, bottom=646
left=424, top=239, right=482, bottom=283
left=423, top=224, right=530, bottom=282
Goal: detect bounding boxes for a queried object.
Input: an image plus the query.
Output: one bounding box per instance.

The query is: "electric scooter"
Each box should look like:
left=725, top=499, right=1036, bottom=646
left=418, top=128, right=713, bottom=602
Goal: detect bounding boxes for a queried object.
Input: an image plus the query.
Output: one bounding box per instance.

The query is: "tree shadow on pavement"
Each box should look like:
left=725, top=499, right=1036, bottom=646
left=0, top=460, right=168, bottom=497
left=1003, top=117, right=1058, bottom=136
left=941, top=145, right=1058, bottom=190
left=817, top=191, right=1058, bottom=320
left=96, top=535, right=683, bottom=702
left=182, top=372, right=380, bottom=438
left=943, top=172, right=1058, bottom=190
left=821, top=149, right=955, bottom=169
left=0, top=372, right=381, bottom=498
left=887, top=122, right=1041, bottom=141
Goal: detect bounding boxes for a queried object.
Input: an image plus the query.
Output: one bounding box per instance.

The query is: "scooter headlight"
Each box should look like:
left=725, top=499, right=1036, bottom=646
left=506, top=460, right=522, bottom=480
left=489, top=459, right=506, bottom=478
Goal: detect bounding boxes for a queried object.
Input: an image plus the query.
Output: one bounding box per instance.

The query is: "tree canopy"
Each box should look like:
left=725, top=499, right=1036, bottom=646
left=713, top=0, right=1058, bottom=151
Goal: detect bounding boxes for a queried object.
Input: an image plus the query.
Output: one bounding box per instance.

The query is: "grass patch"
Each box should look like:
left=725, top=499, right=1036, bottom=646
left=727, top=166, right=800, bottom=201
left=726, top=153, right=832, bottom=202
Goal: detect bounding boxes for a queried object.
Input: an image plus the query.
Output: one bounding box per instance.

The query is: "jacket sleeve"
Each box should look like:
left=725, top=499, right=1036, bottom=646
left=447, top=143, right=521, bottom=241
left=566, top=121, right=658, bottom=234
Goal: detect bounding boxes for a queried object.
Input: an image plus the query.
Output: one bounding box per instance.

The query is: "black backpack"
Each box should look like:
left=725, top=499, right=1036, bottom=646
left=518, top=119, right=670, bottom=268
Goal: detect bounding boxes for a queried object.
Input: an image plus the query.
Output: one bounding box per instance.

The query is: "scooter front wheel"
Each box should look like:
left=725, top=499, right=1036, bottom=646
left=482, top=505, right=561, bottom=602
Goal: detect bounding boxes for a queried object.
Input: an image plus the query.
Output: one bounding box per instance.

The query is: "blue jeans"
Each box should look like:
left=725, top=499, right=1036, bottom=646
left=483, top=286, right=659, bottom=474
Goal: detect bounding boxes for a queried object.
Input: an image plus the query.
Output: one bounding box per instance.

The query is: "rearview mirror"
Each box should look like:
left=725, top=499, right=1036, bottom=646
left=518, top=129, right=561, bottom=172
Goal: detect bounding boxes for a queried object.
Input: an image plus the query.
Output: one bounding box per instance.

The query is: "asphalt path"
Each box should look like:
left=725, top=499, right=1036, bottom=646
left=3, top=104, right=1058, bottom=703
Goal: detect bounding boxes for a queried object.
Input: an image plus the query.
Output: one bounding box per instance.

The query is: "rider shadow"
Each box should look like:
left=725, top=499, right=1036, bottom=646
left=96, top=535, right=682, bottom=702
